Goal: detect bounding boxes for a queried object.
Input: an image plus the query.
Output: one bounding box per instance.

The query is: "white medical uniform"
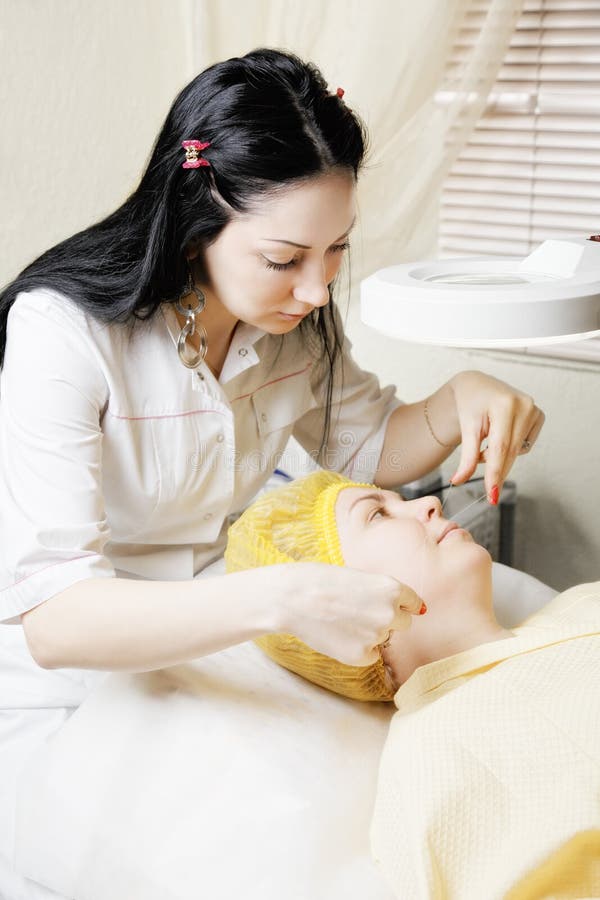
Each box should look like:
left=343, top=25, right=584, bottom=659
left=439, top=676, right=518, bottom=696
left=0, top=287, right=401, bottom=896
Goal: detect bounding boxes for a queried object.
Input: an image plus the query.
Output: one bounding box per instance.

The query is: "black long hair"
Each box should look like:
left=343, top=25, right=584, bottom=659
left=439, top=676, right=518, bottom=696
left=0, top=47, right=369, bottom=459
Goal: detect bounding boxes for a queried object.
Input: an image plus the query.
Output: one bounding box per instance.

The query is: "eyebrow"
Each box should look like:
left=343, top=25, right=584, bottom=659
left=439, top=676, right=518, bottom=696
left=262, top=217, right=356, bottom=249
left=348, top=491, right=386, bottom=517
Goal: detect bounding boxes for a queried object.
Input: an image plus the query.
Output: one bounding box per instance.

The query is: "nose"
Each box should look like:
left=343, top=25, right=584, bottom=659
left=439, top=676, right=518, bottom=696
left=292, top=266, right=330, bottom=309
left=410, top=494, right=443, bottom=522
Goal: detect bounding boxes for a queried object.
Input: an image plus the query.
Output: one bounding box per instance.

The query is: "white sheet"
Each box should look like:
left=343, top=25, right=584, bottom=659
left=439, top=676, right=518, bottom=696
left=14, top=642, right=395, bottom=900
left=5, top=562, right=557, bottom=900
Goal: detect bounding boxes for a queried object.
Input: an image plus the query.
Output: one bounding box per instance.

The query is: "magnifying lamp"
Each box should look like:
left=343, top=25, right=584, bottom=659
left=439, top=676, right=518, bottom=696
left=360, top=236, right=600, bottom=348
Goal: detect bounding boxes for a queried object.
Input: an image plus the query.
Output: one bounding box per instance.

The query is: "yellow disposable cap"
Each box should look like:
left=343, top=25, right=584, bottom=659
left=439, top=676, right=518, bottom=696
left=224, top=470, right=396, bottom=702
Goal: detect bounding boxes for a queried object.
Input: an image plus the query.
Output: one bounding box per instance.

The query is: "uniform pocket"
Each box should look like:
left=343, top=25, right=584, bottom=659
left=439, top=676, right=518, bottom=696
left=251, top=367, right=317, bottom=437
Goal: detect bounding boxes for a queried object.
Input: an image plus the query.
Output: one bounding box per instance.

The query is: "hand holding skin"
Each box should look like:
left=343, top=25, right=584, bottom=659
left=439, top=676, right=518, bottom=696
left=447, top=370, right=545, bottom=501
left=274, top=562, right=425, bottom=667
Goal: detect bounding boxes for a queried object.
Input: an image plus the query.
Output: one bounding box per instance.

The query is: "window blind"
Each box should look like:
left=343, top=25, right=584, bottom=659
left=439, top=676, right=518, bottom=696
left=437, top=0, right=600, bottom=361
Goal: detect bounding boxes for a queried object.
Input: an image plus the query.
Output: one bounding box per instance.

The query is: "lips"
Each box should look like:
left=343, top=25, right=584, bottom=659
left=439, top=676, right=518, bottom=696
left=438, top=522, right=460, bottom=543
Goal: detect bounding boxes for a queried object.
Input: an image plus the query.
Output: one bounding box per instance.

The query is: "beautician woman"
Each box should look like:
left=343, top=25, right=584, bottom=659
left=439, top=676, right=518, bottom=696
left=0, top=47, right=544, bottom=679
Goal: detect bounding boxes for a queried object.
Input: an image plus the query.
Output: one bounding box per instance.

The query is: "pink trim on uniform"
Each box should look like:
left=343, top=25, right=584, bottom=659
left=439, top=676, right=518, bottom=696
left=1, top=553, right=103, bottom=592
left=107, top=409, right=228, bottom=421
left=231, top=363, right=313, bottom=403
left=106, top=366, right=313, bottom=417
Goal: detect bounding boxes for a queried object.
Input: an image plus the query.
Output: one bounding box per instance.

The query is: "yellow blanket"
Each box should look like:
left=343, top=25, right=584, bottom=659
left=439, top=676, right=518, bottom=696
left=370, top=581, right=600, bottom=900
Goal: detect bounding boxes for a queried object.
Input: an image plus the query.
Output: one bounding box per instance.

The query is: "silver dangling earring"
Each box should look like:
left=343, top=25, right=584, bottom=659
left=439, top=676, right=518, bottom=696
left=174, top=268, right=208, bottom=369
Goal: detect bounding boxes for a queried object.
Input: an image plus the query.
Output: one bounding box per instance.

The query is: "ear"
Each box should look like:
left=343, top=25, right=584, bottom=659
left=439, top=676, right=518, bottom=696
left=184, top=237, right=203, bottom=261
left=381, top=653, right=399, bottom=694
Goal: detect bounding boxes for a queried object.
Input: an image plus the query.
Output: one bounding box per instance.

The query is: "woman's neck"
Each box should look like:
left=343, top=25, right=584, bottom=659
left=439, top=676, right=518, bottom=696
left=384, top=592, right=514, bottom=688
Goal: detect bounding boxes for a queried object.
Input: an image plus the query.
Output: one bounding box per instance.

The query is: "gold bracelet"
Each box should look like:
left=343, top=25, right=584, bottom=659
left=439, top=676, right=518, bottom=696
left=423, top=396, right=455, bottom=448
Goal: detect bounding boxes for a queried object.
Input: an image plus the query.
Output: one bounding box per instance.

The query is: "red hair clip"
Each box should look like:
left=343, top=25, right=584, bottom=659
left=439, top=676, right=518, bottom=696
left=182, top=140, right=211, bottom=169
left=336, top=87, right=345, bottom=98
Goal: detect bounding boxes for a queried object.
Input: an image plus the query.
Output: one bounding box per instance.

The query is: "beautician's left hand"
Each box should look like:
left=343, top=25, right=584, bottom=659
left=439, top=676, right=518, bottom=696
left=448, top=370, right=545, bottom=503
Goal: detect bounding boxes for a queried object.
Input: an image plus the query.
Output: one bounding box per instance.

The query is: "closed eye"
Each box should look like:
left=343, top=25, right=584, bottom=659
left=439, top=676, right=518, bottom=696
left=264, top=241, right=350, bottom=271
left=368, top=505, right=389, bottom=522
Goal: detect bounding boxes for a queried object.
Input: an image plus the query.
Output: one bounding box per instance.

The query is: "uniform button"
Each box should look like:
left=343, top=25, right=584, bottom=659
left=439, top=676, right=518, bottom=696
left=261, top=412, right=268, bottom=422
left=216, top=433, right=224, bottom=443
left=197, top=371, right=204, bottom=381
left=238, top=347, right=248, bottom=357
left=203, top=512, right=213, bottom=521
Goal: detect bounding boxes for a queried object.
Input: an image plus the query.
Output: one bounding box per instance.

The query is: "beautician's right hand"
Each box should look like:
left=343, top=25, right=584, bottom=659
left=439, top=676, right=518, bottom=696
left=275, top=562, right=426, bottom=666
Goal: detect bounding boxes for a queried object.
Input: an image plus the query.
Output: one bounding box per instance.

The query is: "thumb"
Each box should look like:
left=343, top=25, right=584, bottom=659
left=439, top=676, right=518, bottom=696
left=393, top=581, right=427, bottom=621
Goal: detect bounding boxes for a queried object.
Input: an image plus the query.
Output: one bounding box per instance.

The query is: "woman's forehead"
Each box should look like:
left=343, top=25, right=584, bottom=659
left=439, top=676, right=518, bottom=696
left=335, top=486, right=390, bottom=518
left=240, top=174, right=356, bottom=230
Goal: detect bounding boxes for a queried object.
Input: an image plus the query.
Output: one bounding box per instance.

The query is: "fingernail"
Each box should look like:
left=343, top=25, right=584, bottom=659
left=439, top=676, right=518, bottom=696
left=489, top=484, right=499, bottom=505
left=419, top=602, right=427, bottom=615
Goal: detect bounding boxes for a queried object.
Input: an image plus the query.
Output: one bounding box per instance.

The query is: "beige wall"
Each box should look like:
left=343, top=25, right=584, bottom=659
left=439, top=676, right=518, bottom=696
left=1, top=0, right=195, bottom=285
left=2, top=3, right=598, bottom=591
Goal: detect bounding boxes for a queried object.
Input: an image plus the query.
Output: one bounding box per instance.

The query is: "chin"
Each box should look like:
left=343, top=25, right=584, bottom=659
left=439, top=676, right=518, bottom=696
left=471, top=545, right=494, bottom=583
left=446, top=540, right=492, bottom=580
left=467, top=540, right=493, bottom=565
left=454, top=530, right=492, bottom=561
left=262, top=319, right=304, bottom=334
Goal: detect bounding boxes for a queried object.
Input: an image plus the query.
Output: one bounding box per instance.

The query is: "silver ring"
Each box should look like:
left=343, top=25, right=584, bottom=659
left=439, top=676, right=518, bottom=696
left=521, top=439, right=532, bottom=451
left=175, top=281, right=208, bottom=369
left=175, top=280, right=206, bottom=317
left=177, top=318, right=208, bottom=369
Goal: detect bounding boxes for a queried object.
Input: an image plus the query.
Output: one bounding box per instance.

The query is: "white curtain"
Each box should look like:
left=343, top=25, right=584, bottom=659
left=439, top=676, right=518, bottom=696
left=192, top=0, right=525, bottom=279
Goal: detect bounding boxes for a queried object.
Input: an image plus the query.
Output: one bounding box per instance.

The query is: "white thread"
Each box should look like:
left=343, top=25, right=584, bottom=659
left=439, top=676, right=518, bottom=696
left=451, top=491, right=488, bottom=524
left=418, top=482, right=488, bottom=602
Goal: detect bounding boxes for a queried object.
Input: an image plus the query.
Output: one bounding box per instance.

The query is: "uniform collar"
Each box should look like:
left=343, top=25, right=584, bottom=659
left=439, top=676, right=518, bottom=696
left=160, top=302, right=267, bottom=383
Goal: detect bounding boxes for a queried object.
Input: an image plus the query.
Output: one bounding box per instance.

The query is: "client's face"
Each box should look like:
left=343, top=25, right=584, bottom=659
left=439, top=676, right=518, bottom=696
left=335, top=487, right=490, bottom=599
left=335, top=486, right=499, bottom=684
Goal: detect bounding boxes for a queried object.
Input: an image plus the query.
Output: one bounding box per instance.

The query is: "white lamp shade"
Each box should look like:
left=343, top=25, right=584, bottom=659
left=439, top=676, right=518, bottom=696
left=360, top=238, right=600, bottom=348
